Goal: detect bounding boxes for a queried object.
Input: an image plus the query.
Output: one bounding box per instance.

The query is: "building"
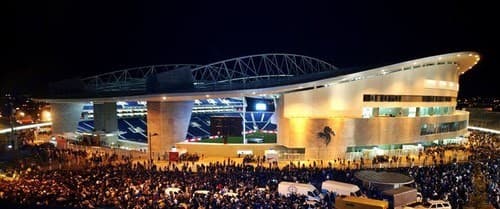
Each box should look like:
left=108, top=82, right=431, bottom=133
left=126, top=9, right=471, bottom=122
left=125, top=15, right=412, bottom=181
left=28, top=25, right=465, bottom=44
left=39, top=52, right=480, bottom=159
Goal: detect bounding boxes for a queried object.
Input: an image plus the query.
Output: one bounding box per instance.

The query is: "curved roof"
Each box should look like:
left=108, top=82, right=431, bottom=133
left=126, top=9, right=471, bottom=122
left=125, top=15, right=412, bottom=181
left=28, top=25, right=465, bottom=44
left=78, top=54, right=339, bottom=95
left=190, top=53, right=339, bottom=88
left=40, top=51, right=480, bottom=103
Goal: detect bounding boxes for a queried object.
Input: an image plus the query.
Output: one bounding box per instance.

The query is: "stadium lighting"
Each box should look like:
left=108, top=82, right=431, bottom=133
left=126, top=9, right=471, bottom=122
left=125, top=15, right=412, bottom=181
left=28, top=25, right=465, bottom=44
left=255, top=103, right=267, bottom=111
left=41, top=110, right=51, bottom=121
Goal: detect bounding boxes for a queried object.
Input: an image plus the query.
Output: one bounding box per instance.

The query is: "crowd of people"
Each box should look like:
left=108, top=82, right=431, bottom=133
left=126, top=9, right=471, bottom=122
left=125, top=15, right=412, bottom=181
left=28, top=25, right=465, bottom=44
left=178, top=153, right=201, bottom=162
left=0, top=131, right=497, bottom=209
left=468, top=132, right=499, bottom=208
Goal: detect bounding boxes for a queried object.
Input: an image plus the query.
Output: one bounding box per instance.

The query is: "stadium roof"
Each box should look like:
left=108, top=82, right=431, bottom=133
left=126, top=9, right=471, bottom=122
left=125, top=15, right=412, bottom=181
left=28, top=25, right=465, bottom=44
left=38, top=51, right=479, bottom=103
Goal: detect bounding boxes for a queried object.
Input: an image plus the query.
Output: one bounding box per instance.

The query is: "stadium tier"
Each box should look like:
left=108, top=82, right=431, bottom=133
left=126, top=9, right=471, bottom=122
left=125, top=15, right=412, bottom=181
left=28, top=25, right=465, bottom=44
left=77, top=111, right=277, bottom=142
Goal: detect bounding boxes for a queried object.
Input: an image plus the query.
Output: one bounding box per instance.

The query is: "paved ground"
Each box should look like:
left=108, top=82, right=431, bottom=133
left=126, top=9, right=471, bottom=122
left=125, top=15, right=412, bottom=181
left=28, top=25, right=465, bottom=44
left=31, top=139, right=473, bottom=171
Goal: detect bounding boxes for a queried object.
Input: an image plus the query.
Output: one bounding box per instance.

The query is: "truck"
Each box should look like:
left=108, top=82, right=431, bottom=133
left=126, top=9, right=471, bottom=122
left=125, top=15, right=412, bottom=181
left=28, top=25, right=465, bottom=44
left=381, top=186, right=421, bottom=209
left=321, top=180, right=363, bottom=197
left=335, top=196, right=389, bottom=209
left=278, top=181, right=322, bottom=202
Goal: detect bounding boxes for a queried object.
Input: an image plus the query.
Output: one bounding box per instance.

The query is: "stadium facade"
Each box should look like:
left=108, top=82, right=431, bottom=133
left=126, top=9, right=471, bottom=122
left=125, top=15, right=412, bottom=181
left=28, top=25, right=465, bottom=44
left=41, top=52, right=480, bottom=159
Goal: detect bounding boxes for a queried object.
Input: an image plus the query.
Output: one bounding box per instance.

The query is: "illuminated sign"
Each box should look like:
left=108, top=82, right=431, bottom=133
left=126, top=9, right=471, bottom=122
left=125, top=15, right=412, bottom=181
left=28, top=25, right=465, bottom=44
left=255, top=103, right=267, bottom=111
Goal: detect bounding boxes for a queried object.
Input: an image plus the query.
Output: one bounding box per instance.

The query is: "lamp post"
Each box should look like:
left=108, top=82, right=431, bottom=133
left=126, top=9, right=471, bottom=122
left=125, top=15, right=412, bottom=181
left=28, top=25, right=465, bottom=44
left=148, top=132, right=158, bottom=164
left=8, top=101, right=17, bottom=150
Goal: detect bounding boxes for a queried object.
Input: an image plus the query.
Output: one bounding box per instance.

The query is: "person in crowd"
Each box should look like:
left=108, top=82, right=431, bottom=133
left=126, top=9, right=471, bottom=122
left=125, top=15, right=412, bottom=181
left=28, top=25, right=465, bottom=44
left=0, top=131, right=497, bottom=208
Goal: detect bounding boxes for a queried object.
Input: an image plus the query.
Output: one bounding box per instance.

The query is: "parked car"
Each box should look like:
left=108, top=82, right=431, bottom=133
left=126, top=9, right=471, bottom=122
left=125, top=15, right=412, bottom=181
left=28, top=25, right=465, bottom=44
left=164, top=187, right=182, bottom=196
left=193, top=190, right=210, bottom=198
left=404, top=200, right=451, bottom=209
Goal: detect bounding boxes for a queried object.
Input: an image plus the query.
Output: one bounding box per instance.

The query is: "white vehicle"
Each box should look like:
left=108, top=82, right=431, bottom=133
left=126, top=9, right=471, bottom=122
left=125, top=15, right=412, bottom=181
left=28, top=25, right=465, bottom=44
left=321, top=180, right=363, bottom=197
left=404, top=200, right=451, bottom=209
left=164, top=187, right=182, bottom=196
left=193, top=190, right=210, bottom=198
left=256, top=187, right=267, bottom=192
left=223, top=192, right=238, bottom=197
left=278, top=181, right=323, bottom=202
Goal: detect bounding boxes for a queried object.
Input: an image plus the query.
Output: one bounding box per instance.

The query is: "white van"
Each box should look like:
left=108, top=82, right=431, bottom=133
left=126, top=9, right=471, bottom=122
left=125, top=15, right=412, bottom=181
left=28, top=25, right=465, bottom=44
left=321, top=180, right=363, bottom=197
left=164, top=187, right=182, bottom=196
left=278, top=181, right=322, bottom=202
left=193, top=190, right=210, bottom=198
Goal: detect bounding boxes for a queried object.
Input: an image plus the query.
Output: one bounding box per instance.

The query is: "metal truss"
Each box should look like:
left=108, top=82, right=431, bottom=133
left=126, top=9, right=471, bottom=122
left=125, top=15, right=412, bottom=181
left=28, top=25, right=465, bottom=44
left=191, top=54, right=337, bottom=87
left=80, top=54, right=337, bottom=93
left=81, top=64, right=200, bottom=93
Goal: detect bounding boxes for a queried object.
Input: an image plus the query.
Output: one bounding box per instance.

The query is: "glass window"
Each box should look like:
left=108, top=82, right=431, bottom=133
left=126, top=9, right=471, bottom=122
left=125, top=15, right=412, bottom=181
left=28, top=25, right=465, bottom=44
left=362, top=107, right=373, bottom=118
left=421, top=120, right=466, bottom=135
left=408, top=107, right=416, bottom=117
left=363, top=94, right=453, bottom=102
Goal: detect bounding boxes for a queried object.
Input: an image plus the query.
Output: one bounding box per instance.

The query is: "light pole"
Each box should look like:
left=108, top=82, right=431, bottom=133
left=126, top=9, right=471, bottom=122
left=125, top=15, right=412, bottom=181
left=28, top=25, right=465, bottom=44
left=8, top=101, right=17, bottom=150
left=148, top=132, right=158, bottom=164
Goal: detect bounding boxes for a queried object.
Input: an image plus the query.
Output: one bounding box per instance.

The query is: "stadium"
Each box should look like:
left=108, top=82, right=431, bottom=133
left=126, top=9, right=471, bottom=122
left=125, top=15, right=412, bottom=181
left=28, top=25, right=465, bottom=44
left=40, top=52, right=480, bottom=159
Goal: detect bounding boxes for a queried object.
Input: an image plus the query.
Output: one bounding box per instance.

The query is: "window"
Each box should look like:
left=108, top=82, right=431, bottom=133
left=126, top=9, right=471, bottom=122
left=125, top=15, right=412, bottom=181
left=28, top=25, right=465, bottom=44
left=363, top=94, right=454, bottom=102
left=408, top=107, right=416, bottom=117
left=362, top=107, right=373, bottom=118
left=421, top=121, right=467, bottom=135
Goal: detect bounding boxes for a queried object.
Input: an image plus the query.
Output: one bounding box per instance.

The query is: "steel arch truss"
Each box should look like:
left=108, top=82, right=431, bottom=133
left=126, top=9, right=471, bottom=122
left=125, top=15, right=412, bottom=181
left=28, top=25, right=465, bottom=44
left=79, top=54, right=337, bottom=94
left=191, top=54, right=338, bottom=87
left=81, top=64, right=200, bottom=93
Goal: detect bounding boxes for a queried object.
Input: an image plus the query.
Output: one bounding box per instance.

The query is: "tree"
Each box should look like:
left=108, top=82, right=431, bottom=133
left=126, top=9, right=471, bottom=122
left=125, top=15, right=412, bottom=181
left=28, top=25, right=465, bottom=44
left=465, top=163, right=495, bottom=209
left=316, top=126, right=335, bottom=158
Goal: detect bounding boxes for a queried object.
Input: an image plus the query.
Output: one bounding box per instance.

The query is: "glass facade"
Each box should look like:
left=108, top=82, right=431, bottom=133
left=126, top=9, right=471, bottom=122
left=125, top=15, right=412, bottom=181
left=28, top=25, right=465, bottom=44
left=363, top=94, right=455, bottom=102
left=420, top=120, right=467, bottom=135
left=364, top=106, right=454, bottom=118
left=418, top=106, right=453, bottom=116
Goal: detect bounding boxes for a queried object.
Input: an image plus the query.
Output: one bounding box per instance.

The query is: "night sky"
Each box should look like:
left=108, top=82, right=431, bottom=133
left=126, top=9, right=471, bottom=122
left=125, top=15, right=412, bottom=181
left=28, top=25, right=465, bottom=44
left=5, top=1, right=498, bottom=97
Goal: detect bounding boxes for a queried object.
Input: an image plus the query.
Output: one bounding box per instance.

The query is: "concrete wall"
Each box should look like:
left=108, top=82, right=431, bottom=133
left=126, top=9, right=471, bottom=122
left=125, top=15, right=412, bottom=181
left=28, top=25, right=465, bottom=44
left=282, top=111, right=469, bottom=159
left=93, top=102, right=118, bottom=133
left=51, top=103, right=85, bottom=134
left=175, top=142, right=277, bottom=158
left=147, top=101, right=193, bottom=156
left=278, top=64, right=468, bottom=159
left=284, top=64, right=459, bottom=118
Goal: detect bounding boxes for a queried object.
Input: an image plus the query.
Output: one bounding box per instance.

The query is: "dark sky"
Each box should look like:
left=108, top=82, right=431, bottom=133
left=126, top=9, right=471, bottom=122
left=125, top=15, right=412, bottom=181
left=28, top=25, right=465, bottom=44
left=4, top=1, right=498, bottom=97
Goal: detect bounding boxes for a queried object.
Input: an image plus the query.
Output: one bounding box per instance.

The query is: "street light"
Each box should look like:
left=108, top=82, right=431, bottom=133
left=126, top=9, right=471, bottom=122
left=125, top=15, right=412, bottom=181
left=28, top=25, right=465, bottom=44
left=148, top=132, right=158, bottom=164
left=8, top=101, right=17, bottom=150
